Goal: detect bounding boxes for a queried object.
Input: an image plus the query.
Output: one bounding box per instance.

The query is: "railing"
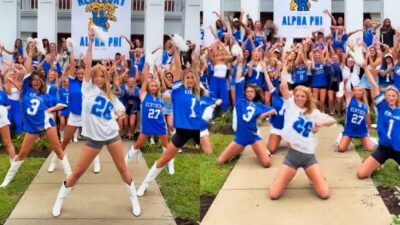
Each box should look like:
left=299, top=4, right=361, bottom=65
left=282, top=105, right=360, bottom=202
left=21, top=0, right=183, bottom=13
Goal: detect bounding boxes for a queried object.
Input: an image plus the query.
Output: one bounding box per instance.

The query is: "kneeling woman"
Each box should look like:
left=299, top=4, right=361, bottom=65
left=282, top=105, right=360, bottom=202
left=357, top=66, right=400, bottom=179
left=269, top=62, right=336, bottom=200
left=337, top=85, right=374, bottom=152
left=51, top=30, right=141, bottom=217
left=217, top=58, right=275, bottom=168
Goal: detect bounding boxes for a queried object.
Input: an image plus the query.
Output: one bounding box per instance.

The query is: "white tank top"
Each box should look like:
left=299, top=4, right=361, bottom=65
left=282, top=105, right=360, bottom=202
left=8, top=88, right=20, bottom=101
left=213, top=64, right=228, bottom=78
left=162, top=89, right=172, bottom=101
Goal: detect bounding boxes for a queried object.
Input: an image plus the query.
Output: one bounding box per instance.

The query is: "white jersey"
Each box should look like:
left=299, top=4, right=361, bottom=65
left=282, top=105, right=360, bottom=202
left=81, top=80, right=125, bottom=141
left=281, top=96, right=332, bottom=154
left=342, top=65, right=361, bottom=92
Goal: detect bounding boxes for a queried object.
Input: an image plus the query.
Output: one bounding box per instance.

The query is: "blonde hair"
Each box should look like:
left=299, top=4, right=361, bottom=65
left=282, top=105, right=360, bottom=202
left=182, top=56, right=201, bottom=99
left=294, top=85, right=317, bottom=115
left=91, top=64, right=115, bottom=101
left=147, top=79, right=161, bottom=97
left=47, top=69, right=59, bottom=90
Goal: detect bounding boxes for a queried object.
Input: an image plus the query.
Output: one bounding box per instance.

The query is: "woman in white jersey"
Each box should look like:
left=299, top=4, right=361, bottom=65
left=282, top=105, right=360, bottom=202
left=269, top=62, right=336, bottom=200
left=51, top=30, right=141, bottom=217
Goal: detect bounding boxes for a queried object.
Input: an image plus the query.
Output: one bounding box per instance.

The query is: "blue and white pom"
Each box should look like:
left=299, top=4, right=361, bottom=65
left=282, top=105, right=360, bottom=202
left=370, top=137, right=379, bottom=149
left=66, top=38, right=74, bottom=52
left=34, top=38, right=46, bottom=55
left=231, top=43, right=242, bottom=57
left=336, top=81, right=344, bottom=98
left=91, top=25, right=108, bottom=44
left=171, top=34, right=189, bottom=52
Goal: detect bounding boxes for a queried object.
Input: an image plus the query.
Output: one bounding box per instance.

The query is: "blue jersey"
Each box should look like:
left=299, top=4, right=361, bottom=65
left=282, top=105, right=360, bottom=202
left=233, top=30, right=241, bottom=44
left=363, top=28, right=374, bottom=47
left=332, top=32, right=348, bottom=52
left=140, top=93, right=167, bottom=136
left=294, top=65, right=308, bottom=84
left=199, top=96, right=217, bottom=131
left=253, top=32, right=265, bottom=49
left=0, top=91, right=10, bottom=107
left=375, top=94, right=400, bottom=149
left=130, top=55, right=145, bottom=75
left=235, top=78, right=274, bottom=136
left=115, top=85, right=126, bottom=104
left=123, top=86, right=141, bottom=113
left=343, top=98, right=368, bottom=138
left=200, top=72, right=209, bottom=90
left=162, top=51, right=173, bottom=67
left=69, top=77, right=82, bottom=115
left=270, top=88, right=285, bottom=130
left=311, top=63, right=327, bottom=88
left=22, top=75, right=54, bottom=134
left=394, top=64, right=400, bottom=90
left=13, top=46, right=24, bottom=60
left=217, top=28, right=227, bottom=40
left=244, top=64, right=267, bottom=91
left=172, top=80, right=201, bottom=130
left=59, top=88, right=70, bottom=117
left=45, top=82, right=58, bottom=108
left=378, top=65, right=394, bottom=87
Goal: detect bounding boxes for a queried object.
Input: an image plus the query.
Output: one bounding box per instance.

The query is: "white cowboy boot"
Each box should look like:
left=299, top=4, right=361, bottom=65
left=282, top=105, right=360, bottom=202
left=93, top=155, right=101, bottom=173
left=162, top=147, right=175, bottom=175
left=125, top=146, right=140, bottom=164
left=0, top=158, right=24, bottom=188
left=52, top=182, right=73, bottom=217
left=136, top=162, right=163, bottom=197
left=59, top=154, right=72, bottom=177
left=126, top=180, right=141, bottom=216
left=73, top=130, right=78, bottom=143
left=47, top=153, right=57, bottom=173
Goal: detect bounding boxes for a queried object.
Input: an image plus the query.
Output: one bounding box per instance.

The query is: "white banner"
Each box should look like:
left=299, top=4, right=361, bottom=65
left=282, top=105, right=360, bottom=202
left=71, top=0, right=131, bottom=60
left=274, top=0, right=331, bottom=38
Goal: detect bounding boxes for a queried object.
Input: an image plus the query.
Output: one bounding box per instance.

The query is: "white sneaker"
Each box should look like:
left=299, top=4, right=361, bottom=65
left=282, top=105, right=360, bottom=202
left=52, top=182, right=72, bottom=217
left=178, top=149, right=183, bottom=153
left=126, top=180, right=141, bottom=216
left=73, top=131, right=78, bottom=143
left=47, top=153, right=57, bottom=173
left=93, top=155, right=101, bottom=173
left=137, top=163, right=163, bottom=197
left=0, top=158, right=24, bottom=188
left=150, top=137, right=155, bottom=145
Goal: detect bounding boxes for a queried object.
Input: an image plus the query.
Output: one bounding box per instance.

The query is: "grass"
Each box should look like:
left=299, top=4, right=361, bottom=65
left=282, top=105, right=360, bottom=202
left=0, top=155, right=45, bottom=225
left=141, top=133, right=234, bottom=221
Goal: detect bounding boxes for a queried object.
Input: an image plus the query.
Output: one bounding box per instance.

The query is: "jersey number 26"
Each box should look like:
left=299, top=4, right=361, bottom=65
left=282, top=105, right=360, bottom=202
left=91, top=96, right=114, bottom=120
left=293, top=117, right=313, bottom=138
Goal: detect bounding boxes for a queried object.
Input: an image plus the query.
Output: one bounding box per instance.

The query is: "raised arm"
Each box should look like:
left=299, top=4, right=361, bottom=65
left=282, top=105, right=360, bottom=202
left=279, top=62, right=291, bottom=100
left=323, top=9, right=337, bottom=26
left=347, top=29, right=363, bottom=38
left=122, top=35, right=135, bottom=49
left=171, top=45, right=182, bottom=82
left=262, top=63, right=274, bottom=92
left=1, top=46, right=17, bottom=55
left=84, top=29, right=94, bottom=82
left=140, top=64, right=149, bottom=101
left=213, top=11, right=227, bottom=30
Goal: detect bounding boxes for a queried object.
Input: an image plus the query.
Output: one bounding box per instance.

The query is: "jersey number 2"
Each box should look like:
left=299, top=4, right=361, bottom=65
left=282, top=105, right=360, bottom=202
left=91, top=96, right=114, bottom=120
left=293, top=117, right=313, bottom=138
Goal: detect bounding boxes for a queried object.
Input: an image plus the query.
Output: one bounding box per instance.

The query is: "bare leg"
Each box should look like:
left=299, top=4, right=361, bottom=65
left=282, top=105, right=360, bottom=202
left=251, top=140, right=272, bottom=168
left=0, top=125, right=15, bottom=159
left=269, top=165, right=297, bottom=200
left=337, top=136, right=351, bottom=153
left=216, top=142, right=244, bottom=165
left=357, top=156, right=381, bottom=179
left=267, top=134, right=281, bottom=154
left=305, top=164, right=329, bottom=199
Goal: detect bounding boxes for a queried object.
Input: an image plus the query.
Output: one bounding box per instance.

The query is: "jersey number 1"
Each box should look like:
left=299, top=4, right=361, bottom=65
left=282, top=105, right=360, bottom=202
left=91, top=96, right=114, bottom=120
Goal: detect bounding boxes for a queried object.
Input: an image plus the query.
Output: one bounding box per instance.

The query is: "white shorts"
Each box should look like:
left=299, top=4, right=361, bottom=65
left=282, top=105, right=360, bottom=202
left=44, top=112, right=54, bottom=130
left=0, top=106, right=10, bottom=128
left=200, top=129, right=209, bottom=138
left=269, top=127, right=282, bottom=136
left=67, top=113, right=83, bottom=127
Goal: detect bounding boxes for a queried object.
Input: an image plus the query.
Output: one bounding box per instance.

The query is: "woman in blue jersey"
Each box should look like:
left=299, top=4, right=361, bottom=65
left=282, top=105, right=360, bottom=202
left=52, top=29, right=141, bottom=217
left=363, top=19, right=381, bottom=48
left=337, top=85, right=374, bottom=152
left=0, top=46, right=72, bottom=188
left=58, top=76, right=70, bottom=141
left=269, top=62, right=336, bottom=200
left=4, top=70, right=23, bottom=135
left=160, top=70, right=174, bottom=133
left=1, top=39, right=23, bottom=61
left=213, top=11, right=228, bottom=41
left=378, top=54, right=395, bottom=90
left=122, top=76, right=141, bottom=140
left=125, top=64, right=175, bottom=174
left=217, top=57, right=275, bottom=167
left=359, top=46, right=382, bottom=109
left=310, top=49, right=328, bottom=112
left=325, top=53, right=343, bottom=115
left=136, top=44, right=202, bottom=196
left=357, top=65, right=400, bottom=179
left=45, top=69, right=59, bottom=121
left=244, top=50, right=270, bottom=105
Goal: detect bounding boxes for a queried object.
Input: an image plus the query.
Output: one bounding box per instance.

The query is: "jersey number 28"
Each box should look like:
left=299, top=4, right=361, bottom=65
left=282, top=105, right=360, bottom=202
left=293, top=117, right=313, bottom=138
left=91, top=96, right=114, bottom=120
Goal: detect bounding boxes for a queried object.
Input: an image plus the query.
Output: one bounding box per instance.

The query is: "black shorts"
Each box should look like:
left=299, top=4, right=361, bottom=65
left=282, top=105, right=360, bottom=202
left=171, top=128, right=200, bottom=149
left=371, top=145, right=400, bottom=165
left=328, top=81, right=339, bottom=92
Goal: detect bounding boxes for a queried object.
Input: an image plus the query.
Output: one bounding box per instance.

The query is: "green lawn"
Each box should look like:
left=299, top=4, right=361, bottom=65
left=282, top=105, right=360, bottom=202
left=141, top=133, right=234, bottom=221
left=0, top=155, right=45, bottom=225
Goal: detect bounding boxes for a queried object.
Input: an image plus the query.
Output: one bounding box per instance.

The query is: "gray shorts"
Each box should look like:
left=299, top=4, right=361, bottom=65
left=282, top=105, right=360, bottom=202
left=283, top=149, right=318, bottom=170
left=85, top=135, right=121, bottom=150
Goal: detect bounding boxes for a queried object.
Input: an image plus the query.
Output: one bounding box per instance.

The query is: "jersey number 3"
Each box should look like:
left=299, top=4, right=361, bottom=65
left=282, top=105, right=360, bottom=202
left=293, top=117, right=313, bottom=138
left=242, top=106, right=256, bottom=122
left=91, top=96, right=114, bottom=120
left=27, top=99, right=40, bottom=116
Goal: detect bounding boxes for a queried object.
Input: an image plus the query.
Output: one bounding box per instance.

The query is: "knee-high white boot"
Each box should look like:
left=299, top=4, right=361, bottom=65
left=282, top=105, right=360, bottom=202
left=162, top=147, right=175, bottom=175
left=136, top=162, right=163, bottom=197
left=125, top=146, right=140, bottom=164
left=48, top=153, right=57, bottom=173
left=93, top=155, right=101, bottom=173
left=126, top=180, right=141, bottom=216
left=0, top=158, right=24, bottom=188
left=59, top=154, right=72, bottom=177
left=73, top=130, right=78, bottom=143
left=52, top=182, right=73, bottom=217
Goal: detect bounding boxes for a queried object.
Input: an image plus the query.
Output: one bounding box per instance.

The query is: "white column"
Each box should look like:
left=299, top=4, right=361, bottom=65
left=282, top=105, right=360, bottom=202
left=241, top=0, right=260, bottom=22
left=183, top=0, right=201, bottom=49
left=37, top=0, right=57, bottom=43
left=382, top=0, right=400, bottom=29
left=203, top=0, right=222, bottom=46
left=0, top=0, right=19, bottom=60
left=144, top=0, right=165, bottom=61
left=345, top=0, right=363, bottom=41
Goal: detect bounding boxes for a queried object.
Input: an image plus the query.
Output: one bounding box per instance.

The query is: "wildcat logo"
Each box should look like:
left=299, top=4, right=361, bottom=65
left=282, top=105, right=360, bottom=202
left=290, top=0, right=318, bottom=11
left=85, top=1, right=117, bottom=32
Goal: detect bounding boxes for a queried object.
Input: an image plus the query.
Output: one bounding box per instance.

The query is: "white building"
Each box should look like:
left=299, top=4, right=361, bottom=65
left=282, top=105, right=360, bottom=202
left=0, top=0, right=399, bottom=57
